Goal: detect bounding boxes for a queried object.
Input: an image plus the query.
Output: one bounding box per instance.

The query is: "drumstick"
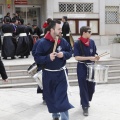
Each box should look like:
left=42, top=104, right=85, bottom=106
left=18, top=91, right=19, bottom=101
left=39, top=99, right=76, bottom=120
left=52, top=36, right=58, bottom=53
left=98, top=51, right=107, bottom=57
left=99, top=53, right=110, bottom=57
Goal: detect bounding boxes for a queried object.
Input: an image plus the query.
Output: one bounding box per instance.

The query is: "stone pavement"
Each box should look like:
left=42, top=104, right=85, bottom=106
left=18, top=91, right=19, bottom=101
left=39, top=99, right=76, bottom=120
left=0, top=45, right=120, bottom=120
left=0, top=84, right=120, bottom=120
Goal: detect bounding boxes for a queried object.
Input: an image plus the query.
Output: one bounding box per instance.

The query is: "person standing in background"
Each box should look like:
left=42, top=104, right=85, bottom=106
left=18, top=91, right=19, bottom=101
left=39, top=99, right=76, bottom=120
left=2, top=17, right=16, bottom=59
left=61, top=16, right=71, bottom=46
left=42, top=18, right=52, bottom=34
left=3, top=12, right=11, bottom=23
left=32, top=24, right=44, bottom=39
left=16, top=19, right=30, bottom=58
left=26, top=23, right=33, bottom=51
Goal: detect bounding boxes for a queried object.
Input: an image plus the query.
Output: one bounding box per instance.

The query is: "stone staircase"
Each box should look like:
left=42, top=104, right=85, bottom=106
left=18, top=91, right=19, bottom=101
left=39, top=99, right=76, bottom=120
left=0, top=59, right=120, bottom=88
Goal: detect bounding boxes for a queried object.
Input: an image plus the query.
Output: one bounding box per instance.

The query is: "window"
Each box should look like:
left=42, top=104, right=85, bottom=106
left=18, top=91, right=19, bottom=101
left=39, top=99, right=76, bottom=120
left=89, top=20, right=98, bottom=34
left=59, top=2, right=93, bottom=13
left=78, top=20, right=87, bottom=33
left=78, top=20, right=99, bottom=34
left=68, top=20, right=76, bottom=34
left=67, top=3, right=74, bottom=12
left=105, top=6, right=119, bottom=24
left=59, top=3, right=66, bottom=12
left=59, top=19, right=99, bottom=35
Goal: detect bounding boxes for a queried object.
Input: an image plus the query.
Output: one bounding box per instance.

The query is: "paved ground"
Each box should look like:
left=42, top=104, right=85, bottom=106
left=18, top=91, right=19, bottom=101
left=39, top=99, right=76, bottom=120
left=0, top=84, right=120, bottom=120
left=0, top=45, right=120, bottom=120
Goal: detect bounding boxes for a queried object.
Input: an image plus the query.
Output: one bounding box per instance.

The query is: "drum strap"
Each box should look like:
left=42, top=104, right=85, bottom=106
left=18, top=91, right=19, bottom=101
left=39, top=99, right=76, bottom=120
left=79, top=40, right=85, bottom=56
left=29, top=43, right=55, bottom=72
left=37, top=43, right=55, bottom=70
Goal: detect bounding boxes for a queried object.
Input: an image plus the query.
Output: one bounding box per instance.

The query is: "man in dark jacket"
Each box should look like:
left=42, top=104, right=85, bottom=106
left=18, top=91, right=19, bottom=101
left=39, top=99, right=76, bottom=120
left=32, top=25, right=44, bottom=39
left=62, top=16, right=71, bottom=46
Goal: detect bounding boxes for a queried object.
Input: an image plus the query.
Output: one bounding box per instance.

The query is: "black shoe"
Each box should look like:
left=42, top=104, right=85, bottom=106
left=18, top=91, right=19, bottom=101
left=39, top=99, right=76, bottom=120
left=19, top=56, right=24, bottom=58
left=43, top=100, right=46, bottom=105
left=88, top=103, right=90, bottom=107
left=83, top=107, right=89, bottom=116
left=53, top=118, right=59, bottom=120
left=26, top=56, right=28, bottom=58
left=3, top=57, right=7, bottom=59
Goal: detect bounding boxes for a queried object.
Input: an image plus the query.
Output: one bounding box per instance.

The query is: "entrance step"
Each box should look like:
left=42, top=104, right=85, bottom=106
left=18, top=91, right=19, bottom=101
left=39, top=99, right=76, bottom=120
left=108, top=76, right=120, bottom=84
left=0, top=58, right=120, bottom=88
left=108, top=70, right=120, bottom=77
left=0, top=76, right=34, bottom=85
left=7, top=70, right=28, bottom=77
left=0, top=80, right=79, bottom=88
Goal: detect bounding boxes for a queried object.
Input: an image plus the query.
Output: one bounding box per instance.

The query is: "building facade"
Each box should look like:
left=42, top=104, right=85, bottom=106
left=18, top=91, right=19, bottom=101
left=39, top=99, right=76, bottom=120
left=0, top=0, right=120, bottom=46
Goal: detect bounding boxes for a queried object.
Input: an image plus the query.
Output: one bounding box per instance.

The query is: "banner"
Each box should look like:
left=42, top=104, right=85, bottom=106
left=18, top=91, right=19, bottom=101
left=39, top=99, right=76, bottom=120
left=14, top=0, right=28, bottom=5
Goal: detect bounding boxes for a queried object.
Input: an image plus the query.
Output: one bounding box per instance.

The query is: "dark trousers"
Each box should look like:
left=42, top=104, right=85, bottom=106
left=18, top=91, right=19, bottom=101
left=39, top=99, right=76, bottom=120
left=63, top=36, right=71, bottom=47
left=37, top=86, right=45, bottom=100
left=78, top=78, right=95, bottom=107
left=0, top=58, right=8, bottom=80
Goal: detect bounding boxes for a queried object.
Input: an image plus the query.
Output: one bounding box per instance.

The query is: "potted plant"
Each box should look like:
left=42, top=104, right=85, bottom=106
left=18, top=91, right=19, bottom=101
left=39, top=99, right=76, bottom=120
left=110, top=36, right=120, bottom=58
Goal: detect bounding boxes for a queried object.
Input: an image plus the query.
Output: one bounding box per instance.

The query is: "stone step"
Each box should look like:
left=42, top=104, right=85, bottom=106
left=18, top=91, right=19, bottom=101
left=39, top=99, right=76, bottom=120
left=68, top=67, right=77, bottom=73
left=68, top=73, right=77, bottom=80
left=0, top=82, right=38, bottom=88
left=1, top=76, right=120, bottom=88
left=5, top=64, right=120, bottom=78
left=0, top=80, right=79, bottom=88
left=1, top=58, right=120, bottom=87
left=108, top=76, right=120, bottom=84
left=107, top=64, right=120, bottom=70
left=0, top=76, right=34, bottom=85
left=6, top=70, right=29, bottom=77
left=5, top=64, right=30, bottom=71
left=4, top=60, right=120, bottom=71
left=108, top=70, right=120, bottom=77
left=98, top=59, right=120, bottom=65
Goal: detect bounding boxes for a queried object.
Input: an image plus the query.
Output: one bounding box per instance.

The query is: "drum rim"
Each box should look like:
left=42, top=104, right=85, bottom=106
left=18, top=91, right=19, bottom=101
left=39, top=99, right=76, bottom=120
left=87, top=64, right=109, bottom=69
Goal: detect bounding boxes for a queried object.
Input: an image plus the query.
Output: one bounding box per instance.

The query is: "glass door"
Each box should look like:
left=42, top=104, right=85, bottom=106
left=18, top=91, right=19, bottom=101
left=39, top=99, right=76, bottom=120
left=27, top=7, right=40, bottom=26
left=15, top=6, right=41, bottom=26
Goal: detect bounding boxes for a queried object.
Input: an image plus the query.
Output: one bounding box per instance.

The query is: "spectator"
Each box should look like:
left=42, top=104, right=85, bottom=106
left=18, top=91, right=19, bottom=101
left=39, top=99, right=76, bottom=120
left=61, top=16, right=71, bottom=46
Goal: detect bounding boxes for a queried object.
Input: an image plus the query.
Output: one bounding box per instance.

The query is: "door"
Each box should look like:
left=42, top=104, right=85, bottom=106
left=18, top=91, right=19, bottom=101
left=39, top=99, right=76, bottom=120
left=15, top=6, right=41, bottom=27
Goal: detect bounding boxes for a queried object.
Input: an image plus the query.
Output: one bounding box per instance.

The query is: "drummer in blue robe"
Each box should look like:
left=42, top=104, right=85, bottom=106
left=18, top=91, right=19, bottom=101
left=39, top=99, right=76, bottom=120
left=34, top=20, right=74, bottom=120
left=74, top=26, right=100, bottom=116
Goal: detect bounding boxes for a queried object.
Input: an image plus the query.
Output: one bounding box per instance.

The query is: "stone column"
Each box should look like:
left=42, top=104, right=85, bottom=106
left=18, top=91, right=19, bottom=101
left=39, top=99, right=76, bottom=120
left=99, top=0, right=105, bottom=35
left=45, top=0, right=54, bottom=19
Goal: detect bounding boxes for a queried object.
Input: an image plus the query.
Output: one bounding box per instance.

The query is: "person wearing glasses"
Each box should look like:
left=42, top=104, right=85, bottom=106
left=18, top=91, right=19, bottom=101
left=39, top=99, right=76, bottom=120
left=74, top=26, right=100, bottom=116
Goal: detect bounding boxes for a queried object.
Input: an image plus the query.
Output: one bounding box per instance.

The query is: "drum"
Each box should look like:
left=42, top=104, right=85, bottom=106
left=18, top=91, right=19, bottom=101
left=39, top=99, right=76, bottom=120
left=33, top=71, right=43, bottom=89
left=86, top=64, right=109, bottom=83
left=27, top=62, right=38, bottom=76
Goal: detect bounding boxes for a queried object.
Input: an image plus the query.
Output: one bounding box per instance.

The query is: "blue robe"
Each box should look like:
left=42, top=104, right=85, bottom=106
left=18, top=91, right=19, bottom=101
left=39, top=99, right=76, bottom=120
left=74, top=39, right=97, bottom=107
left=34, top=37, right=74, bottom=113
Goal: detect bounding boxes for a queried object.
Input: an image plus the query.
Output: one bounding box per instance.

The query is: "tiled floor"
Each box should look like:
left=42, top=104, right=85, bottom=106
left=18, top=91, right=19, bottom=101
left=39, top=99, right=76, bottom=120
left=0, top=84, right=120, bottom=120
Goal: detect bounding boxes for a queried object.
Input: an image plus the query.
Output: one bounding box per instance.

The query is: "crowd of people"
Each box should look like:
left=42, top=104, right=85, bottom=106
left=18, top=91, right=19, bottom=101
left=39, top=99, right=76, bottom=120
left=0, top=12, right=44, bottom=60
left=0, top=12, right=100, bottom=120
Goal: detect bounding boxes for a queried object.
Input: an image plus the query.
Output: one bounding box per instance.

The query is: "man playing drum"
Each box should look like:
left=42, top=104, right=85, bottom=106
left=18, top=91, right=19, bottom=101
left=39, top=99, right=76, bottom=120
left=33, top=20, right=74, bottom=120
left=74, top=26, right=100, bottom=116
